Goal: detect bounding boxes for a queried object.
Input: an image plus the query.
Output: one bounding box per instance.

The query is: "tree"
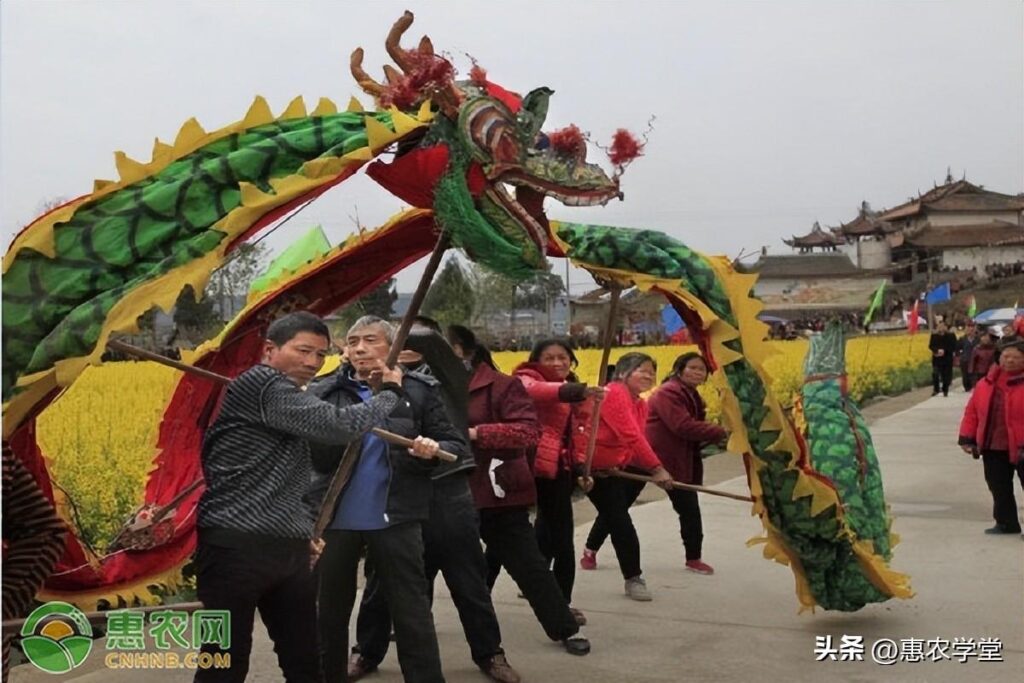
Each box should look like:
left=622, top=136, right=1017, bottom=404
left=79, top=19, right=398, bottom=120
left=172, top=285, right=222, bottom=345
left=422, top=257, right=476, bottom=329
left=471, top=264, right=565, bottom=319
left=204, top=242, right=269, bottom=319
left=515, top=271, right=565, bottom=311
left=358, top=278, right=398, bottom=319
left=330, top=277, right=399, bottom=337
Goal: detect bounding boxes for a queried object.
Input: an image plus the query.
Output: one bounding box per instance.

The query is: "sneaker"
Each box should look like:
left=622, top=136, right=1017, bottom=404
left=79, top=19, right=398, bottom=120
left=562, top=630, right=591, bottom=656
left=478, top=653, right=521, bottom=683
left=580, top=548, right=598, bottom=570
left=685, top=559, right=715, bottom=575
left=984, top=524, right=1022, bottom=535
left=569, top=607, right=587, bottom=626
left=347, top=653, right=379, bottom=681
left=624, top=576, right=652, bottom=601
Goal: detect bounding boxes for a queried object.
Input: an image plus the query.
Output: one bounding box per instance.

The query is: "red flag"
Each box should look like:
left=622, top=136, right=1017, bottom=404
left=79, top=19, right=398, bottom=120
left=908, top=299, right=920, bottom=335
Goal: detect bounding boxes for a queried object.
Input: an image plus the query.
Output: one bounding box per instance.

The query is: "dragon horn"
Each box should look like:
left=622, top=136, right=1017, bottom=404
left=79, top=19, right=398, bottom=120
left=383, top=64, right=403, bottom=85
left=350, top=48, right=386, bottom=98
left=385, top=10, right=416, bottom=71
left=418, top=35, right=435, bottom=56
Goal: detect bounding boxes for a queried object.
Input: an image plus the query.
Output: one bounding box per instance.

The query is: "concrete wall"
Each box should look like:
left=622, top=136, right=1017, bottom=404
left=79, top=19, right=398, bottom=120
left=928, top=210, right=1020, bottom=226
left=856, top=238, right=892, bottom=269
left=941, top=246, right=1024, bottom=272
left=754, top=277, right=883, bottom=306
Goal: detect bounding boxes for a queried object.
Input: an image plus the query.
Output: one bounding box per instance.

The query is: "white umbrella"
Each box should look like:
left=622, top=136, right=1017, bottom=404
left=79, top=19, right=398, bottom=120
left=973, top=308, right=1024, bottom=324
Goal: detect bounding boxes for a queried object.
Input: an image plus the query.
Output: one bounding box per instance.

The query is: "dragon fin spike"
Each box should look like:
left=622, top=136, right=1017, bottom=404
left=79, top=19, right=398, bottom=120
left=416, top=100, right=434, bottom=122
left=280, top=96, right=307, bottom=119
left=242, top=96, right=275, bottom=128
left=114, top=151, right=149, bottom=185
left=389, top=107, right=422, bottom=136
left=311, top=97, right=338, bottom=116
left=173, top=117, right=207, bottom=153
left=364, top=116, right=396, bottom=151
left=151, top=138, right=174, bottom=165
left=347, top=96, right=365, bottom=113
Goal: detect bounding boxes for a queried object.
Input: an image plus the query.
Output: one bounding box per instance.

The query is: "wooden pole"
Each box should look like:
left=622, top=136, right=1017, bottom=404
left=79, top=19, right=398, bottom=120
left=581, top=285, right=622, bottom=479
left=602, top=469, right=754, bottom=503
left=313, top=232, right=451, bottom=539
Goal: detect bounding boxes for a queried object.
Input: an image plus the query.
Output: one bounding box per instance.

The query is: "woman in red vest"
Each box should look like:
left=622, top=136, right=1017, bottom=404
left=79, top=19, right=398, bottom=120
left=513, top=339, right=603, bottom=623
left=959, top=336, right=1024, bottom=535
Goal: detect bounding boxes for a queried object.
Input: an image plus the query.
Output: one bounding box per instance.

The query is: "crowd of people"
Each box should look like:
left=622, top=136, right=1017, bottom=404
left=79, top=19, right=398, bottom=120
left=186, top=311, right=729, bottom=683
left=982, top=260, right=1024, bottom=282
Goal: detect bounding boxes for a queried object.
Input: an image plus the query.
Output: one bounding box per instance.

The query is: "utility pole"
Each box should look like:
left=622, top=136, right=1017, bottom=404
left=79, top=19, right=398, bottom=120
left=926, top=257, right=934, bottom=331
left=565, top=259, right=572, bottom=335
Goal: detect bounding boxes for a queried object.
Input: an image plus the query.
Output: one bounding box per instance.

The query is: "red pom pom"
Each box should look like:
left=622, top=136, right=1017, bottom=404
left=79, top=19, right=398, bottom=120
left=548, top=124, right=587, bottom=159
left=608, top=129, right=643, bottom=166
left=469, top=64, right=488, bottom=86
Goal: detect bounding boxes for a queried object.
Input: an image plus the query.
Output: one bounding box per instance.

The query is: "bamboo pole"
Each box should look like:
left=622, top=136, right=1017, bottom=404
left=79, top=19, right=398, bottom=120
left=601, top=469, right=754, bottom=503
left=581, top=285, right=622, bottom=478
left=105, top=340, right=459, bottom=464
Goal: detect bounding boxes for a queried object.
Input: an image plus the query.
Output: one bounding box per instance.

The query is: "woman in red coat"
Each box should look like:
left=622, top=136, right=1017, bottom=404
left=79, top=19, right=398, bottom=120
left=583, top=352, right=674, bottom=602
left=958, top=337, right=1024, bottom=534
left=647, top=352, right=727, bottom=573
left=448, top=326, right=591, bottom=656
left=513, top=339, right=603, bottom=619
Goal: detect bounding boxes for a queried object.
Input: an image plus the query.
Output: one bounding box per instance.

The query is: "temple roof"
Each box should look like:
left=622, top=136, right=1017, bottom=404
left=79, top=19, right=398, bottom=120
left=878, top=179, right=1024, bottom=221
left=737, top=253, right=866, bottom=278
left=903, top=221, right=1024, bottom=248
left=830, top=201, right=899, bottom=237
left=783, top=221, right=845, bottom=248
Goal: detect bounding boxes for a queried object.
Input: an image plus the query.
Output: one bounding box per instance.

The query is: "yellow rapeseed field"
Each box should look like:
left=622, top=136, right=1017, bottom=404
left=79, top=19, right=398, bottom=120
left=36, top=334, right=930, bottom=550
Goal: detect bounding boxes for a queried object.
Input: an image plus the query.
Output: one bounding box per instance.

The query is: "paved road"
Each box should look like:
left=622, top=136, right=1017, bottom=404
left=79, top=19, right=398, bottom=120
left=11, top=385, right=1022, bottom=681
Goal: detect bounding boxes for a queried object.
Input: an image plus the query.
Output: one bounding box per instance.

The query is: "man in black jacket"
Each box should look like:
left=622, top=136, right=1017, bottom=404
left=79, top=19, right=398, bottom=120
left=929, top=320, right=958, bottom=396
left=310, top=316, right=467, bottom=683
left=348, top=325, right=524, bottom=683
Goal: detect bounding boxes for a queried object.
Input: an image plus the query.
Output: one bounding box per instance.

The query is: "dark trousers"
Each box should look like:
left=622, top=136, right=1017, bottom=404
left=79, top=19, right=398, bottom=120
left=318, top=524, right=444, bottom=683
left=479, top=506, right=580, bottom=641
left=585, top=478, right=645, bottom=552
left=586, top=477, right=643, bottom=580
left=960, top=365, right=974, bottom=391
left=668, top=489, right=704, bottom=561
left=981, top=451, right=1024, bottom=532
left=355, top=475, right=502, bottom=666
left=194, top=538, right=321, bottom=683
left=932, top=363, right=953, bottom=395
left=533, top=471, right=577, bottom=602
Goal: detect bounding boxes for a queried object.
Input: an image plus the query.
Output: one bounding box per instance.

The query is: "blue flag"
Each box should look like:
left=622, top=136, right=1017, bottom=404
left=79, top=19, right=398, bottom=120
left=924, top=282, right=952, bottom=305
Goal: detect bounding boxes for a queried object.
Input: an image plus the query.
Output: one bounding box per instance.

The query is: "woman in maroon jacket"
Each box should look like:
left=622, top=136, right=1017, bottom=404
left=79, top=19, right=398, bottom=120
left=448, top=327, right=591, bottom=656
left=646, top=352, right=727, bottom=574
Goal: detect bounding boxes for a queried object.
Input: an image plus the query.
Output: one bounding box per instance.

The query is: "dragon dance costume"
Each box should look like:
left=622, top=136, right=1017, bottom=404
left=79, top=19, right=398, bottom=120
left=2, top=12, right=910, bottom=612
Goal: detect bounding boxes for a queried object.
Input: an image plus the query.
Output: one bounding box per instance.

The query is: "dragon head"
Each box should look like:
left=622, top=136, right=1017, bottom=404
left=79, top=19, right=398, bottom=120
left=351, top=11, right=628, bottom=277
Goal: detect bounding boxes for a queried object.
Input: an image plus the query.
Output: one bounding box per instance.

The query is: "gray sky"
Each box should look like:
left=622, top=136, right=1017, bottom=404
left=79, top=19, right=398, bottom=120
left=2, top=1, right=1022, bottom=293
